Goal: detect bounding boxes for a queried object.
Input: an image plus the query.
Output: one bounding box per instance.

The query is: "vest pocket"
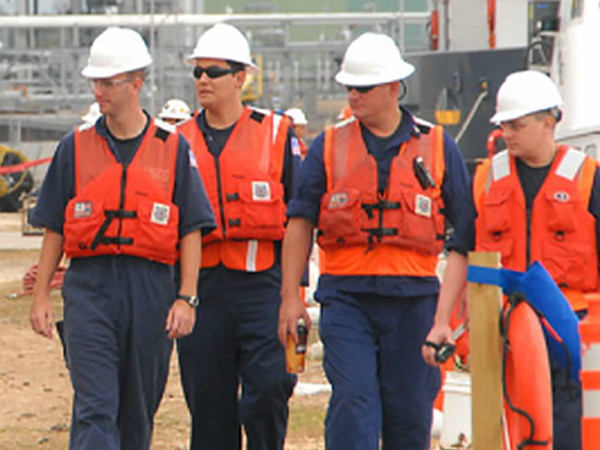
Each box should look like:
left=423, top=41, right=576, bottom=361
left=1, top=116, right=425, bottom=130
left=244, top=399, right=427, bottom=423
left=544, top=190, right=576, bottom=233
left=63, top=198, right=106, bottom=256
left=481, top=189, right=512, bottom=234
left=476, top=237, right=514, bottom=263
left=398, top=191, right=444, bottom=254
left=318, top=189, right=367, bottom=247
left=226, top=179, right=286, bottom=241
left=541, top=240, right=594, bottom=291
left=136, top=198, right=179, bottom=264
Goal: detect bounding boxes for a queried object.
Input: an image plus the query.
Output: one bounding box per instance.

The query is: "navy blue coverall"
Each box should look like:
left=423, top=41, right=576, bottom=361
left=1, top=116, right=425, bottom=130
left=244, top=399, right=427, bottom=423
left=32, top=114, right=216, bottom=450
left=449, top=157, right=600, bottom=450
left=177, top=111, right=302, bottom=450
left=287, top=108, right=470, bottom=450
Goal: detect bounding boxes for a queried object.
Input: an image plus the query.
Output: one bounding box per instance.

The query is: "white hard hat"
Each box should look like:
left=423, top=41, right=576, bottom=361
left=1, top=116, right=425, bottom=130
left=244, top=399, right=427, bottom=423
left=490, top=70, right=563, bottom=123
left=158, top=99, right=191, bottom=121
left=187, top=23, right=258, bottom=74
left=285, top=108, right=308, bottom=125
left=81, top=102, right=101, bottom=123
left=335, top=32, right=415, bottom=87
left=82, top=27, right=152, bottom=79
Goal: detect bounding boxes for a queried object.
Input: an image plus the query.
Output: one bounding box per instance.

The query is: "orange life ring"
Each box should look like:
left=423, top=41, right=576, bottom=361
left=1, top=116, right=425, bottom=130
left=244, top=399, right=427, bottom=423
left=501, top=296, right=552, bottom=450
left=487, top=127, right=505, bottom=159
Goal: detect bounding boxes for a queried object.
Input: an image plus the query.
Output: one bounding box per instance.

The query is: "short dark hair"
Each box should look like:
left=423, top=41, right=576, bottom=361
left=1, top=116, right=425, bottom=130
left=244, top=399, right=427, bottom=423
left=226, top=60, right=246, bottom=74
left=533, top=107, right=562, bottom=123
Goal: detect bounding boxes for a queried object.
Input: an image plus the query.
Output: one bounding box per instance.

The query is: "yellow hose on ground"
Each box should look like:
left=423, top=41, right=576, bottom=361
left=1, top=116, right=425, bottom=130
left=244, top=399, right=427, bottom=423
left=0, top=145, right=29, bottom=198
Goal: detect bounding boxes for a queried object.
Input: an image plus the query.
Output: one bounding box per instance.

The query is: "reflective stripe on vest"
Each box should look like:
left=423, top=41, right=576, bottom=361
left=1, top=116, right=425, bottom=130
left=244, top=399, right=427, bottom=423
left=474, top=147, right=598, bottom=310
left=63, top=119, right=179, bottom=265
left=180, top=106, right=289, bottom=272
left=318, top=118, right=446, bottom=277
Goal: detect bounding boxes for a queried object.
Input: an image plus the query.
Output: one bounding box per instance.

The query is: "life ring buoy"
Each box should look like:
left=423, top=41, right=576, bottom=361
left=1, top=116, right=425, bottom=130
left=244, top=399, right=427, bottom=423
left=501, top=294, right=552, bottom=450
left=487, top=128, right=505, bottom=158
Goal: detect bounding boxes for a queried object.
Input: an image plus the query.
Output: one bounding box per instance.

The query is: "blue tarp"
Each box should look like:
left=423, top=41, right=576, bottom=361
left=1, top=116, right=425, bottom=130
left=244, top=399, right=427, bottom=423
left=467, top=261, right=581, bottom=381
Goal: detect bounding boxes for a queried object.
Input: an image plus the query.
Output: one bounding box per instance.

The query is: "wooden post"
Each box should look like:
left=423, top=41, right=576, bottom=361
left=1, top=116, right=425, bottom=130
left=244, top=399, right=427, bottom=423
left=468, top=251, right=503, bottom=450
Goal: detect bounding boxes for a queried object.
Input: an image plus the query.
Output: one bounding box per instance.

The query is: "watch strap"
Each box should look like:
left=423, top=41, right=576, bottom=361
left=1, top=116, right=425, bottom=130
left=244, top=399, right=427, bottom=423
left=176, top=293, right=199, bottom=308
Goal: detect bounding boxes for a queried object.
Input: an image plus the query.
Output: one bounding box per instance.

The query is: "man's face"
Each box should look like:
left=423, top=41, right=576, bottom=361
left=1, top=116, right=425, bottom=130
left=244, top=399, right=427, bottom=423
left=293, top=124, right=306, bottom=140
left=345, top=83, right=393, bottom=122
left=88, top=74, right=135, bottom=116
left=499, top=114, right=552, bottom=160
left=193, top=58, right=245, bottom=109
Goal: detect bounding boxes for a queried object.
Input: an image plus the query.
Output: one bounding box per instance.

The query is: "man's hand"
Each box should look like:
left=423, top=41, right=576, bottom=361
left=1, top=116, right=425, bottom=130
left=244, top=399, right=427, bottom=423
left=30, top=229, right=64, bottom=340
left=166, top=300, right=196, bottom=339
left=278, top=292, right=310, bottom=348
left=30, top=292, right=54, bottom=339
left=422, top=322, right=453, bottom=367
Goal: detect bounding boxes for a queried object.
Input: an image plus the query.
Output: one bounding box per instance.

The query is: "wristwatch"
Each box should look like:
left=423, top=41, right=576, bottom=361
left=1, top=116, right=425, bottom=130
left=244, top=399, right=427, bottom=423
left=176, top=293, right=200, bottom=308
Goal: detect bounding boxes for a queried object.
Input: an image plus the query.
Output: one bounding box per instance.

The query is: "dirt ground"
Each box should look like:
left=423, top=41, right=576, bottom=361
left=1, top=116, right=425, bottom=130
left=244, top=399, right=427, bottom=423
left=0, top=212, right=328, bottom=450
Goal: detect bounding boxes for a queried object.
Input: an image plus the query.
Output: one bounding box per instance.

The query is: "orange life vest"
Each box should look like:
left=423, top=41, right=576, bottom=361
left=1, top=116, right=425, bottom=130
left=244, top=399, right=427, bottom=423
left=63, top=119, right=180, bottom=265
left=474, top=147, right=598, bottom=310
left=179, top=107, right=289, bottom=272
left=318, top=117, right=446, bottom=277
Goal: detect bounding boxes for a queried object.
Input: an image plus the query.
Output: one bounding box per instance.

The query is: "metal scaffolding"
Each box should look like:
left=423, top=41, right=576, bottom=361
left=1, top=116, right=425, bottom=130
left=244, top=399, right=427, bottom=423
left=0, top=12, right=431, bottom=119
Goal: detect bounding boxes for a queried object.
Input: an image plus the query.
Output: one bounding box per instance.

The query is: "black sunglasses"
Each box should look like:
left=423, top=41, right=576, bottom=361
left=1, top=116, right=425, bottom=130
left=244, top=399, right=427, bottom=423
left=345, top=85, right=377, bottom=94
left=193, top=65, right=237, bottom=80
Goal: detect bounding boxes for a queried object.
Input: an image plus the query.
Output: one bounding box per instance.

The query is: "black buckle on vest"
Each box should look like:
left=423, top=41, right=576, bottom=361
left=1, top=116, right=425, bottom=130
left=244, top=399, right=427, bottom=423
left=101, top=237, right=134, bottom=246
left=363, top=227, right=398, bottom=244
left=105, top=210, right=137, bottom=219
left=229, top=218, right=241, bottom=227
left=362, top=200, right=401, bottom=219
left=226, top=193, right=240, bottom=202
left=90, top=209, right=137, bottom=251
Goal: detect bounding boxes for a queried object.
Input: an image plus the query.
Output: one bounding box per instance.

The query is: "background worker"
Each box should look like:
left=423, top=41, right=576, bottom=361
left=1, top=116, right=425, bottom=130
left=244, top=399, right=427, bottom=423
left=158, top=98, right=192, bottom=125
left=278, top=32, right=470, bottom=450
left=177, top=23, right=301, bottom=450
left=29, top=27, right=216, bottom=450
left=284, top=107, right=309, bottom=159
left=423, top=70, right=600, bottom=450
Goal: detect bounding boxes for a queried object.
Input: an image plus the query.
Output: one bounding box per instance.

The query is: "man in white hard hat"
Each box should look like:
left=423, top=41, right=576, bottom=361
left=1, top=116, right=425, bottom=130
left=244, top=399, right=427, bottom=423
left=424, top=70, right=600, bottom=450
left=29, top=27, right=216, bottom=449
left=159, top=98, right=192, bottom=125
left=284, top=107, right=309, bottom=159
left=177, top=23, right=300, bottom=450
left=279, top=32, right=470, bottom=450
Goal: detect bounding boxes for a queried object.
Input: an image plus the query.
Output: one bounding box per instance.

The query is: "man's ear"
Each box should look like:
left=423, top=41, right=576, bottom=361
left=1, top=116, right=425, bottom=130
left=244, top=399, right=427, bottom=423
left=235, top=70, right=247, bottom=90
left=131, top=75, right=145, bottom=92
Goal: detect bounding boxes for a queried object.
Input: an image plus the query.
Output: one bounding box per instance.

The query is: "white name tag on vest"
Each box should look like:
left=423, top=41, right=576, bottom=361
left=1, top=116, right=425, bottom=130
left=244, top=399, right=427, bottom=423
left=415, top=194, right=432, bottom=218
left=74, top=201, right=93, bottom=219
left=151, top=203, right=170, bottom=226
left=252, top=181, right=271, bottom=201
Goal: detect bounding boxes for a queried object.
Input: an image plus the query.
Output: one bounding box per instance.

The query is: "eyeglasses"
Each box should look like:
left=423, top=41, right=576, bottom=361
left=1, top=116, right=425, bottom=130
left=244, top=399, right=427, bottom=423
left=345, top=85, right=377, bottom=94
left=193, top=65, right=237, bottom=80
left=498, top=117, right=536, bottom=132
left=88, top=78, right=132, bottom=90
